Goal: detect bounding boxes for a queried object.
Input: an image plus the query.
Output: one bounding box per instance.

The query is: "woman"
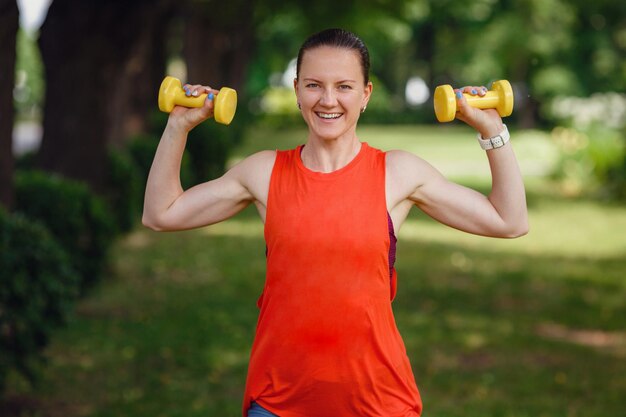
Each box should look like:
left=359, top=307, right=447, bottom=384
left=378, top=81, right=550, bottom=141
left=143, top=28, right=528, bottom=417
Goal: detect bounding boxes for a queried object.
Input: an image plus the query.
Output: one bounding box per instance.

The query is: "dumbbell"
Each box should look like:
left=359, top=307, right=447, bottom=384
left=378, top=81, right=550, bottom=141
left=158, top=76, right=237, bottom=125
left=433, top=80, right=513, bottom=123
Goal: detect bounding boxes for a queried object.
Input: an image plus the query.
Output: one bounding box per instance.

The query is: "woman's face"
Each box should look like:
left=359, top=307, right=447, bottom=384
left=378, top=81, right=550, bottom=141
left=294, top=46, right=372, bottom=142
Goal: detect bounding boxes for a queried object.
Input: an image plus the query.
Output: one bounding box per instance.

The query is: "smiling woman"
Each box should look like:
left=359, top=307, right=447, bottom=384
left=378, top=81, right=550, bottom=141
left=293, top=29, right=372, bottom=170
left=142, top=28, right=528, bottom=417
left=295, top=45, right=372, bottom=157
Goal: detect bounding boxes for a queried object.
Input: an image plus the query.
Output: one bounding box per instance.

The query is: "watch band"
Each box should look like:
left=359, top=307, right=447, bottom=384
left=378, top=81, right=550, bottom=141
left=477, top=124, right=510, bottom=150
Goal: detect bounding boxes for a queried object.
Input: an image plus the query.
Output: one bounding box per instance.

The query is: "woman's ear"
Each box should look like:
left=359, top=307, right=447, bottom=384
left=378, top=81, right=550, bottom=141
left=362, top=81, right=373, bottom=108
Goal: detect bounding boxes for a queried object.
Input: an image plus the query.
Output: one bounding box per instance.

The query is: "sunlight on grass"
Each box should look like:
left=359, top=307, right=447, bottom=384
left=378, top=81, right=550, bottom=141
left=400, top=198, right=626, bottom=259
left=201, top=218, right=264, bottom=238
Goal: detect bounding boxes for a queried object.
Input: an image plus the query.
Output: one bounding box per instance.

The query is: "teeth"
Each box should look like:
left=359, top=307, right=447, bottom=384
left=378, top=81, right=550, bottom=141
left=317, top=112, right=342, bottom=119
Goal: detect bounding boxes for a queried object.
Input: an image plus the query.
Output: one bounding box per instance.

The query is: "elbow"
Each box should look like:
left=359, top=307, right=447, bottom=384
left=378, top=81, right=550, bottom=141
left=507, top=227, right=529, bottom=239
left=142, top=213, right=166, bottom=232
left=505, top=219, right=529, bottom=238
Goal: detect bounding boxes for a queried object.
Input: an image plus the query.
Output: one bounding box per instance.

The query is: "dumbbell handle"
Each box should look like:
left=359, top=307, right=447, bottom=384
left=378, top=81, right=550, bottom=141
left=462, top=91, right=501, bottom=109
left=174, top=92, right=210, bottom=109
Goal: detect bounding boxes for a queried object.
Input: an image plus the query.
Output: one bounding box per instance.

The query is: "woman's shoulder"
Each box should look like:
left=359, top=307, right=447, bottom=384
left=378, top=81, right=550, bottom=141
left=229, top=150, right=277, bottom=178
left=384, top=149, right=440, bottom=183
left=385, top=149, right=427, bottom=166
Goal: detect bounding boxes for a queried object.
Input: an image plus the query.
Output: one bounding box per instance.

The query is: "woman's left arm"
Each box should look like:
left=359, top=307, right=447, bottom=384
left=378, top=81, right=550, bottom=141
left=397, top=87, right=529, bottom=238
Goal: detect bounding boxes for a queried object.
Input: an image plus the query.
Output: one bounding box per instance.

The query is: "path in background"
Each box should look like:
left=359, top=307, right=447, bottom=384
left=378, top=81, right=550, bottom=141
left=12, top=120, right=42, bottom=156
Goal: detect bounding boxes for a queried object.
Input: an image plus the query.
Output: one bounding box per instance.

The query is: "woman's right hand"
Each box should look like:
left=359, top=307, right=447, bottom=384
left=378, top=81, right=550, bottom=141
left=169, top=84, right=221, bottom=132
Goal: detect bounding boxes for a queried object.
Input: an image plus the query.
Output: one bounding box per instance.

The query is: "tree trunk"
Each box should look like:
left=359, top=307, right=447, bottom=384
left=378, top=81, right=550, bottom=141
left=106, top=0, right=176, bottom=148
left=183, top=0, right=256, bottom=95
left=37, top=0, right=174, bottom=191
left=0, top=0, right=19, bottom=209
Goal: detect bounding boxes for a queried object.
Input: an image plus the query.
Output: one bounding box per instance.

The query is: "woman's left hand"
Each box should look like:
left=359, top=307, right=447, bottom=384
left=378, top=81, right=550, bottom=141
left=454, top=86, right=504, bottom=138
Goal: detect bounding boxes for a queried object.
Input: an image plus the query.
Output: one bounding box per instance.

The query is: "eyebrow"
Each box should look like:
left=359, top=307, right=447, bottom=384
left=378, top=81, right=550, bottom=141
left=302, top=78, right=357, bottom=84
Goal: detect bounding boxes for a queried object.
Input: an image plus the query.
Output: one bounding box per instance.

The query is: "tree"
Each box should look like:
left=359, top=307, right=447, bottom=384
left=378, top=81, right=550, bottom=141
left=37, top=0, right=175, bottom=191
left=183, top=0, right=257, bottom=95
left=0, top=0, right=19, bottom=209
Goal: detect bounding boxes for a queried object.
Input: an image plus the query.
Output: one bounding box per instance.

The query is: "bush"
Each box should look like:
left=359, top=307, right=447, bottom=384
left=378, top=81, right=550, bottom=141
left=105, top=148, right=142, bottom=233
left=14, top=171, right=116, bottom=290
left=186, top=120, right=246, bottom=183
left=0, top=209, right=79, bottom=392
left=550, top=125, right=625, bottom=198
left=130, top=109, right=247, bottom=190
left=127, top=133, right=195, bottom=192
left=18, top=148, right=142, bottom=234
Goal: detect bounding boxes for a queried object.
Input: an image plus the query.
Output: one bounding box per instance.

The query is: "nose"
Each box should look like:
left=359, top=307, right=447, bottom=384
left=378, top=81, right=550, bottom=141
left=319, top=87, right=338, bottom=107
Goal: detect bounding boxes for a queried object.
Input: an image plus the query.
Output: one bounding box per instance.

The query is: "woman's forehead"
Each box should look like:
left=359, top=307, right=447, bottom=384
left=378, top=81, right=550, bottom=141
left=299, top=46, right=362, bottom=79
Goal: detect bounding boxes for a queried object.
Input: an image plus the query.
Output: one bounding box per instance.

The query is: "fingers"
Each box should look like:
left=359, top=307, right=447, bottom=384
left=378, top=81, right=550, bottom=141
left=182, top=83, right=220, bottom=98
left=452, top=85, right=502, bottom=135
left=454, top=85, right=488, bottom=98
left=453, top=85, right=489, bottom=114
left=169, top=82, right=223, bottom=130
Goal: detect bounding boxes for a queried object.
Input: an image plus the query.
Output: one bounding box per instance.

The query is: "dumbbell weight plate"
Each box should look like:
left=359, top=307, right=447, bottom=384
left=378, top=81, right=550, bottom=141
left=433, top=84, right=456, bottom=123
left=493, top=80, right=514, bottom=118
left=214, top=87, right=237, bottom=125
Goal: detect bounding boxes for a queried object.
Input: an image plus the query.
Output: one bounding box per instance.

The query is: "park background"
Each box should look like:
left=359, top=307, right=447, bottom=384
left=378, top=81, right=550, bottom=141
left=0, top=0, right=625, bottom=416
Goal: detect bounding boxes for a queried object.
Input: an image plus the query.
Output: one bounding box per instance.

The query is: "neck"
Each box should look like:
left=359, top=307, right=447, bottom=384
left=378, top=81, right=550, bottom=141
left=301, top=134, right=362, bottom=173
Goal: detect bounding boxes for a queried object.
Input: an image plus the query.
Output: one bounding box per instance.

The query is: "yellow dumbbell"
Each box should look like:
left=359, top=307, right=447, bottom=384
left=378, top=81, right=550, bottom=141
left=157, top=76, right=237, bottom=125
left=433, top=80, right=514, bottom=123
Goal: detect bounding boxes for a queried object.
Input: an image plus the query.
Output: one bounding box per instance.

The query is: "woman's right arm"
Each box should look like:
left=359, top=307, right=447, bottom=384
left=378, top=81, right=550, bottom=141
left=142, top=84, right=262, bottom=232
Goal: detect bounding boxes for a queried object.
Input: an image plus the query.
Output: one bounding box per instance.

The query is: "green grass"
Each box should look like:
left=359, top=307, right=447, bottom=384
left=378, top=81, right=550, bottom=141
left=4, top=124, right=626, bottom=417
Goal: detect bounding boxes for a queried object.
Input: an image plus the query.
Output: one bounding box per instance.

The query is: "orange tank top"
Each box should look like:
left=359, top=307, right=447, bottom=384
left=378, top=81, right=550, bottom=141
left=243, top=143, right=422, bottom=417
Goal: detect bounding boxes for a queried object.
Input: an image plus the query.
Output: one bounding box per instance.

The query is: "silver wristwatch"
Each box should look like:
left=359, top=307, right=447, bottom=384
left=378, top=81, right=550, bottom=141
left=477, top=124, right=510, bottom=150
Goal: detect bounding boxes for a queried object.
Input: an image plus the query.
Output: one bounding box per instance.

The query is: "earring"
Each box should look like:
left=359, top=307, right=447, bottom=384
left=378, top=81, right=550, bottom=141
left=360, top=106, right=367, bottom=113
left=297, top=102, right=302, bottom=110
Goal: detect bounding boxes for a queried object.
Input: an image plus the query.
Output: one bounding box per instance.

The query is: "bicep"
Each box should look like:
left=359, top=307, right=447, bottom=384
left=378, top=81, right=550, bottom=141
left=411, top=172, right=510, bottom=237
left=387, top=150, right=508, bottom=237
left=153, top=176, right=251, bottom=231
left=157, top=151, right=276, bottom=230
left=155, top=150, right=275, bottom=231
left=161, top=172, right=253, bottom=230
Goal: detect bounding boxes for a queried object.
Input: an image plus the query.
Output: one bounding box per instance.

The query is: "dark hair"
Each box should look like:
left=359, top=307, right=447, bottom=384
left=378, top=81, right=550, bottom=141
left=296, top=28, right=370, bottom=85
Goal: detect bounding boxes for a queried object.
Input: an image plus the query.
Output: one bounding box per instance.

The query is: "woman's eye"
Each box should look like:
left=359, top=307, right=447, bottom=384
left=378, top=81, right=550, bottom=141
left=306, top=83, right=319, bottom=88
left=339, top=85, right=352, bottom=90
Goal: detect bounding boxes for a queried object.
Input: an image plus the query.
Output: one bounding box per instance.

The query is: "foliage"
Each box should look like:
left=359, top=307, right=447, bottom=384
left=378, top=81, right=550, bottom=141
left=141, top=110, right=248, bottom=186
left=606, top=153, right=626, bottom=200
left=547, top=92, right=626, bottom=199
left=550, top=126, right=626, bottom=198
left=14, top=149, right=142, bottom=232
left=250, top=0, right=625, bottom=129
left=549, top=93, right=626, bottom=131
left=14, top=0, right=626, bottom=126
left=186, top=118, right=247, bottom=184
left=13, top=28, right=44, bottom=120
left=127, top=133, right=194, bottom=192
left=105, top=148, right=142, bottom=233
left=13, top=171, right=116, bottom=291
left=0, top=209, right=79, bottom=393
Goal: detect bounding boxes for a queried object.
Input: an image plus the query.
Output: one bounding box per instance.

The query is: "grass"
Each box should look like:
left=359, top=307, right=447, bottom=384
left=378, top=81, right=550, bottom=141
left=4, top=124, right=626, bottom=417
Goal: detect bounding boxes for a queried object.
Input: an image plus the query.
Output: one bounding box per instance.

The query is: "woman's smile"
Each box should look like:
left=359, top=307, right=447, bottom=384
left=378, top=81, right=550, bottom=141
left=315, top=111, right=343, bottom=120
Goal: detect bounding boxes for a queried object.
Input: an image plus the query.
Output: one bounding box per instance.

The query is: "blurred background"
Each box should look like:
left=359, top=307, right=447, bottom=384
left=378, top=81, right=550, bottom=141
left=1, top=0, right=625, bottom=416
